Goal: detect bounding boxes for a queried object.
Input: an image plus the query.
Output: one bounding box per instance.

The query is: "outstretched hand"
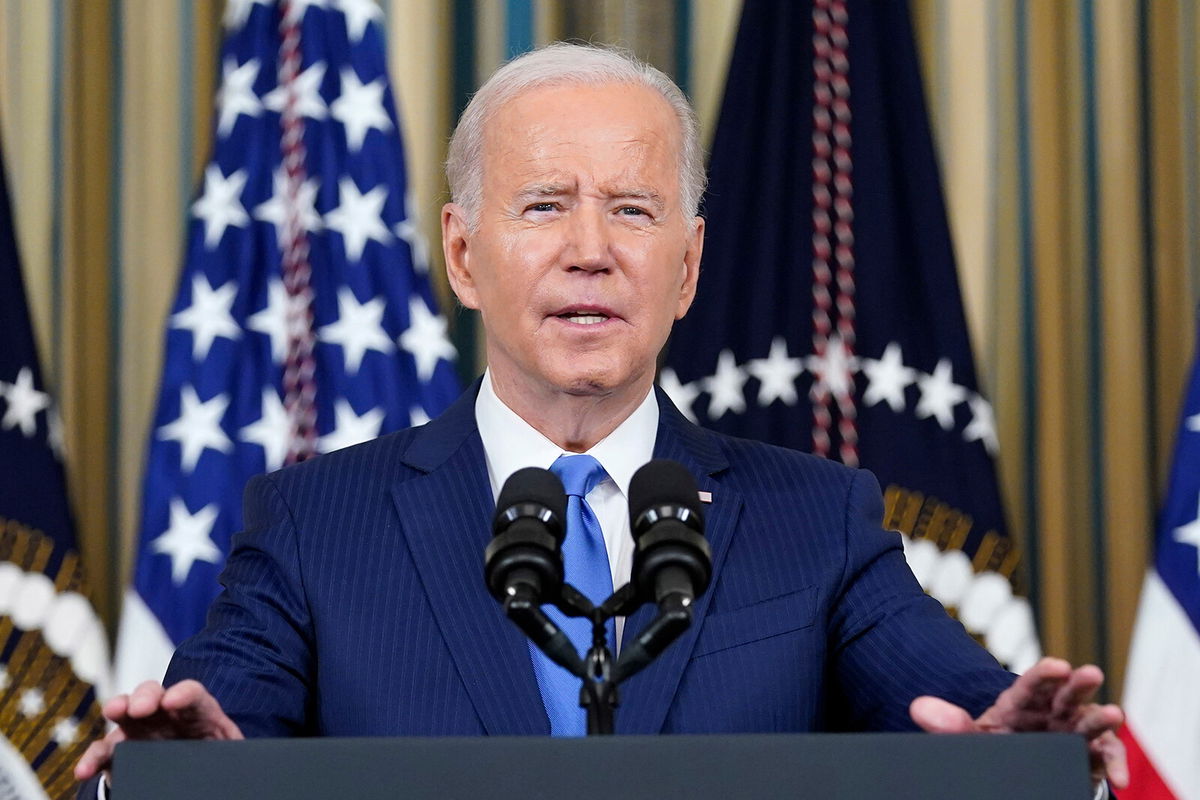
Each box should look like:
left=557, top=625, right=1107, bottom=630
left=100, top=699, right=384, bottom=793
left=910, top=657, right=1127, bottom=791
left=74, top=680, right=243, bottom=784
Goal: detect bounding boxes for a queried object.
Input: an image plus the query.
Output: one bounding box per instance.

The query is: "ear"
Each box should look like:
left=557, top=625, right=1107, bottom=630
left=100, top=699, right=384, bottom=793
left=674, top=216, right=704, bottom=320
left=442, top=202, right=480, bottom=310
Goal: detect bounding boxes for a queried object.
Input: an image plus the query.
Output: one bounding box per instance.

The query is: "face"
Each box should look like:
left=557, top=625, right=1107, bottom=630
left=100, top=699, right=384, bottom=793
left=443, top=82, right=703, bottom=406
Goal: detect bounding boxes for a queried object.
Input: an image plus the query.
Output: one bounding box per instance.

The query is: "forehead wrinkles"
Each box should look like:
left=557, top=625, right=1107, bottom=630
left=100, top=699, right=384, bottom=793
left=486, top=128, right=678, bottom=206
left=480, top=84, right=682, bottom=194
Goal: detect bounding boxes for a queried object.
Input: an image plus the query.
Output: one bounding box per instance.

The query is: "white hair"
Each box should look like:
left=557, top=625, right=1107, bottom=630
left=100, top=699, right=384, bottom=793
left=445, top=42, right=706, bottom=230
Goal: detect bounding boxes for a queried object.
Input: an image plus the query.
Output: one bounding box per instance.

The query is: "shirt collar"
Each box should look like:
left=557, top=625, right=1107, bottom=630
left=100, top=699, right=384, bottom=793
left=475, top=370, right=659, bottom=500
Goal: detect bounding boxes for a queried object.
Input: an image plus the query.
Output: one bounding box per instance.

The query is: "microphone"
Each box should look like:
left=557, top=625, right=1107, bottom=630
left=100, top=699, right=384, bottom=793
left=484, top=467, right=567, bottom=605
left=628, top=459, right=712, bottom=608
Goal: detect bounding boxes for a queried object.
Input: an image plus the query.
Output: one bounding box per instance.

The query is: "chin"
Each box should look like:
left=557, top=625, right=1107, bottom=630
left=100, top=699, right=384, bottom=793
left=550, top=361, right=651, bottom=401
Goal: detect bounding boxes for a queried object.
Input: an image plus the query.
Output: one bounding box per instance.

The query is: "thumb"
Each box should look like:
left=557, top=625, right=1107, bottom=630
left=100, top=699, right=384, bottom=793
left=910, top=696, right=978, bottom=733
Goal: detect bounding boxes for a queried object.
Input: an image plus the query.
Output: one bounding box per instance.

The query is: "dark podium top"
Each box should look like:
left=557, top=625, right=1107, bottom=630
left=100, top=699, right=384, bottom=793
left=112, top=733, right=1090, bottom=799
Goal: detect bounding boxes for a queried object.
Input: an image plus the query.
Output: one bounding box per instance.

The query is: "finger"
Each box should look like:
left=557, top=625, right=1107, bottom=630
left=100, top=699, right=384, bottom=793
left=1050, top=665, right=1104, bottom=721
left=980, top=658, right=1071, bottom=729
left=160, top=680, right=212, bottom=713
left=1076, top=703, right=1124, bottom=740
left=101, top=693, right=131, bottom=723
left=161, top=680, right=244, bottom=739
left=126, top=681, right=168, bottom=718
left=909, top=696, right=978, bottom=733
left=1091, top=730, right=1129, bottom=790
left=1015, top=658, right=1073, bottom=710
left=74, top=729, right=125, bottom=781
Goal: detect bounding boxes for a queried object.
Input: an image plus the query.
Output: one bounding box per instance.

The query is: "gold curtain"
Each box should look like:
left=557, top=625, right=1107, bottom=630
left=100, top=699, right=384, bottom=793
left=911, top=0, right=1199, bottom=690
left=1, top=0, right=1196, bottom=696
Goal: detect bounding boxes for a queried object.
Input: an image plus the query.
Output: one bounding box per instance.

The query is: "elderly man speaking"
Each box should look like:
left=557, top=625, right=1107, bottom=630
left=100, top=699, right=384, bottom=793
left=76, top=43, right=1126, bottom=795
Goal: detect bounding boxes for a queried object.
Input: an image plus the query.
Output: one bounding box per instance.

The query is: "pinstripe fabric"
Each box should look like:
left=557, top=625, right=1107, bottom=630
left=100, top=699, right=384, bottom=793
left=165, top=381, right=1013, bottom=736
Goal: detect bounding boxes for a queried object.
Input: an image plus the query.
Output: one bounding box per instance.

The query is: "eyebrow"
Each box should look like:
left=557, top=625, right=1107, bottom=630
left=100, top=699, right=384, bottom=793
left=607, top=187, right=666, bottom=209
left=514, top=183, right=573, bottom=201
left=512, top=183, right=668, bottom=211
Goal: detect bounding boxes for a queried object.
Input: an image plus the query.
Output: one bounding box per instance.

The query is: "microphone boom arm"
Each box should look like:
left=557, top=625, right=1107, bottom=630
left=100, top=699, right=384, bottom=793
left=504, top=585, right=586, bottom=677
left=611, top=592, right=694, bottom=683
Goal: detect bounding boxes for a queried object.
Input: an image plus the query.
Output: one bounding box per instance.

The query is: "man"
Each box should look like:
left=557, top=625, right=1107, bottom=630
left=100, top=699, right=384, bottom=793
left=76, top=42, right=1127, bottom=793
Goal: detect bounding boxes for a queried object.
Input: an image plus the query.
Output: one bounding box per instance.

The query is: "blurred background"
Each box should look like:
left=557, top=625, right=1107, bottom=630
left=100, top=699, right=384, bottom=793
left=0, top=0, right=1197, bottom=698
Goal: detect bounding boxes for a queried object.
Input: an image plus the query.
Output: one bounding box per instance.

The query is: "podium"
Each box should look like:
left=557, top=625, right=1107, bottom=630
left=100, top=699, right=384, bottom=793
left=112, top=733, right=1091, bottom=799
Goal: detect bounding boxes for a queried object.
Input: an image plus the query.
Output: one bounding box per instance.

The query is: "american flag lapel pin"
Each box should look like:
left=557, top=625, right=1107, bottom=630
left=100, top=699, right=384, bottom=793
left=697, top=490, right=713, bottom=504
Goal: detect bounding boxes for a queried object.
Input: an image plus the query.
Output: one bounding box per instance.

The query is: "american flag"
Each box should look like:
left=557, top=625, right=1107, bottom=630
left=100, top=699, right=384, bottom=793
left=1118, top=320, right=1200, bottom=799
left=114, top=0, right=460, bottom=691
left=661, top=0, right=1040, bottom=671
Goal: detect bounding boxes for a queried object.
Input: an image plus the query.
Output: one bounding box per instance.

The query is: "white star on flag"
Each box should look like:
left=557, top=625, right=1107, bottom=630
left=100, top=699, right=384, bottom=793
left=52, top=717, right=79, bottom=747
left=0, top=367, right=50, bottom=437
left=704, top=349, right=749, bottom=419
left=1174, top=493, right=1200, bottom=575
left=915, top=358, right=968, bottom=430
left=318, top=399, right=385, bottom=453
left=409, top=406, right=430, bottom=427
left=394, top=191, right=430, bottom=274
left=319, top=287, right=394, bottom=373
left=964, top=394, right=999, bottom=455
left=325, top=176, right=392, bottom=262
left=247, top=279, right=306, bottom=364
left=151, top=498, right=223, bottom=585
left=18, top=688, right=44, bottom=718
left=399, top=296, right=456, bottom=381
left=157, top=385, right=233, bottom=472
left=746, top=336, right=804, bottom=406
left=658, top=367, right=700, bottom=423
left=171, top=275, right=241, bottom=360
left=333, top=0, right=384, bottom=42
left=264, top=61, right=329, bottom=120
left=253, top=168, right=323, bottom=244
left=222, top=0, right=270, bottom=30
left=1187, top=412, right=1200, bottom=432
left=215, top=57, right=263, bottom=137
left=282, top=0, right=327, bottom=24
left=861, top=341, right=916, bottom=412
left=191, top=164, right=250, bottom=248
left=805, top=333, right=858, bottom=402
left=239, top=389, right=292, bottom=472
left=331, top=67, right=391, bottom=151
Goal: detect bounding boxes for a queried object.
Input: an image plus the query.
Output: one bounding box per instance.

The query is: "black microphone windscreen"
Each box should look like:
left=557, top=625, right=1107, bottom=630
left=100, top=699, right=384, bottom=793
left=628, top=459, right=704, bottom=523
left=494, top=466, right=568, bottom=527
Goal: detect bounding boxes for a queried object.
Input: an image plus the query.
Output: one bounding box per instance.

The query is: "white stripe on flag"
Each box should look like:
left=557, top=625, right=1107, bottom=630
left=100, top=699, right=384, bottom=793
left=1122, top=570, right=1200, bottom=800
left=114, top=588, right=178, bottom=696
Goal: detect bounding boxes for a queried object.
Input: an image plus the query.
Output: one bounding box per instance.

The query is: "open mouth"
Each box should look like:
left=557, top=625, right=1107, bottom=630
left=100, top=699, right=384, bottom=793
left=554, top=308, right=614, bottom=325
left=558, top=312, right=609, bottom=325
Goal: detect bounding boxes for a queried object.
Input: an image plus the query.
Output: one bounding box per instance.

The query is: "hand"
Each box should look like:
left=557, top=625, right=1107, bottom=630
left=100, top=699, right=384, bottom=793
left=909, top=657, right=1127, bottom=792
left=74, top=680, right=244, bottom=784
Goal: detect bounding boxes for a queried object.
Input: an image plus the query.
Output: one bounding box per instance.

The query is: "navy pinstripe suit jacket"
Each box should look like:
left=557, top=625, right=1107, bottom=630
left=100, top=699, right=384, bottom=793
left=164, top=382, right=1014, bottom=737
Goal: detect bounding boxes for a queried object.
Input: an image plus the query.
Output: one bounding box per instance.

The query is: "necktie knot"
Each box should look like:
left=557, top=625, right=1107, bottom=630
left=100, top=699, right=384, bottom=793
left=550, top=454, right=607, bottom=499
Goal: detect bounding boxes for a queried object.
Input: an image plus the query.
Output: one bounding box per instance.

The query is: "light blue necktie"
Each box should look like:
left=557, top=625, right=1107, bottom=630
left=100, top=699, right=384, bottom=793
left=530, top=454, right=616, bottom=736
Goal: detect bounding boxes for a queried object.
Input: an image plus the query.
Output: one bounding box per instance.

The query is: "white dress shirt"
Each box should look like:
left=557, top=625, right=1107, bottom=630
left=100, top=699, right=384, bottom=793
left=475, top=369, right=658, bottom=649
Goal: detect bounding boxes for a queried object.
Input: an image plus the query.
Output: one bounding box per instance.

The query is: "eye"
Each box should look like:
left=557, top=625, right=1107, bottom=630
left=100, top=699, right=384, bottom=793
left=617, top=206, right=648, bottom=217
left=525, top=202, right=557, bottom=213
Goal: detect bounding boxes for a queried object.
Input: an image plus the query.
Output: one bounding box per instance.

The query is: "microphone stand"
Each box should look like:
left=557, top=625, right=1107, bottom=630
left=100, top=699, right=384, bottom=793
left=507, top=582, right=696, bottom=736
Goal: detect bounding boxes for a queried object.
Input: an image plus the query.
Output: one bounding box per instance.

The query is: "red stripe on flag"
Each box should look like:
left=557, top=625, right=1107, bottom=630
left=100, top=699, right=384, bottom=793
left=1118, top=723, right=1179, bottom=799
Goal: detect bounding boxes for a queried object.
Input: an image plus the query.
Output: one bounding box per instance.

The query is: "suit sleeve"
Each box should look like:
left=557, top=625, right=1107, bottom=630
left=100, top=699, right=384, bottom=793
left=826, top=469, right=1015, bottom=730
left=163, top=472, right=316, bottom=737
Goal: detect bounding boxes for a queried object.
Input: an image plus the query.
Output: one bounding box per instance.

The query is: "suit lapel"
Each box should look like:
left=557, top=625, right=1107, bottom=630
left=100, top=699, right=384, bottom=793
left=391, top=384, right=548, bottom=735
left=616, top=390, right=743, bottom=734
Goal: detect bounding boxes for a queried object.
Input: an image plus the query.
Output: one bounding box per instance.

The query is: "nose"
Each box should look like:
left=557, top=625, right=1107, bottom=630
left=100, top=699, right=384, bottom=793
left=564, top=205, right=610, bottom=272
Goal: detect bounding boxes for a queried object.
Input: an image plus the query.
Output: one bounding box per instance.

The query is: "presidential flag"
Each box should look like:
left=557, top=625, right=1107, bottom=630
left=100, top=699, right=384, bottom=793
left=661, top=0, right=1039, bottom=670
left=1118, top=321, right=1200, bottom=799
left=114, top=0, right=460, bottom=691
left=0, top=132, right=109, bottom=798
